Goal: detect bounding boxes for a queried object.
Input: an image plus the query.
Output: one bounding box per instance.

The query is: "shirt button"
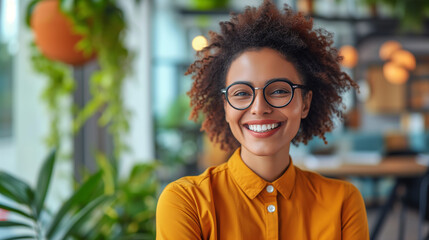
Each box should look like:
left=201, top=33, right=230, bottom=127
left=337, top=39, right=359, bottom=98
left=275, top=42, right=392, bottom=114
left=266, top=185, right=274, bottom=193
left=267, top=205, right=276, bottom=213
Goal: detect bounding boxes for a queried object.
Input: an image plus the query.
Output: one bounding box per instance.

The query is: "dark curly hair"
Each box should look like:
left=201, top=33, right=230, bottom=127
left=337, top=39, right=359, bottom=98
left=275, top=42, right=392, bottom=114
left=186, top=0, right=358, bottom=152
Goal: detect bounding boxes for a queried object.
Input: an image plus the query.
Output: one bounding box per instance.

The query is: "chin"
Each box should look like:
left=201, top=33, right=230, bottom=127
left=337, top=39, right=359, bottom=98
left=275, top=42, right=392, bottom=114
left=243, top=144, right=284, bottom=157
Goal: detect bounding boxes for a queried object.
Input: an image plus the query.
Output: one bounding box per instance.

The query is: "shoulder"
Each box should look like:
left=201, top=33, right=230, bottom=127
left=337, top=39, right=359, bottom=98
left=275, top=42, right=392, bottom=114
left=156, top=164, right=229, bottom=240
left=294, top=166, right=360, bottom=199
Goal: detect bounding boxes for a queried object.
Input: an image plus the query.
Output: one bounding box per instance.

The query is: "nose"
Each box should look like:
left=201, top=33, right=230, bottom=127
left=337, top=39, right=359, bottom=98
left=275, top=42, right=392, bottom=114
left=250, top=89, right=272, bottom=115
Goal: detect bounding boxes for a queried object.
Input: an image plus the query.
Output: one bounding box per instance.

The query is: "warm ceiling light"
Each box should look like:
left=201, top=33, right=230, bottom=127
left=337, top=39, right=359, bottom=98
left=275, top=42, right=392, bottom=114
left=383, top=62, right=409, bottom=84
left=192, top=35, right=208, bottom=51
left=379, top=41, right=402, bottom=60
left=339, top=45, right=359, bottom=68
left=391, top=50, right=416, bottom=70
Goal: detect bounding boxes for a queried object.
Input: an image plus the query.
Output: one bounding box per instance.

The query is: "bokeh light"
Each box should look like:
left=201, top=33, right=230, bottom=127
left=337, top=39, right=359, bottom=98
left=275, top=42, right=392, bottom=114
left=192, top=35, right=208, bottom=51
left=391, top=49, right=416, bottom=70
left=379, top=41, right=402, bottom=60
left=383, top=62, right=409, bottom=84
left=339, top=45, right=359, bottom=68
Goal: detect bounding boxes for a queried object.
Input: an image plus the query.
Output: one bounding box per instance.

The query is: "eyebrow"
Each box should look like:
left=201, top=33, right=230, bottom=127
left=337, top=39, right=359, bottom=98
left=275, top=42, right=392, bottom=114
left=231, top=78, right=295, bottom=86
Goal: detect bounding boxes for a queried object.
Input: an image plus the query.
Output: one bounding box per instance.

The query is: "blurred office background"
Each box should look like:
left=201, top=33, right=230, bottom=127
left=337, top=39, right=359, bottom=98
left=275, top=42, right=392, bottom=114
left=0, top=0, right=429, bottom=239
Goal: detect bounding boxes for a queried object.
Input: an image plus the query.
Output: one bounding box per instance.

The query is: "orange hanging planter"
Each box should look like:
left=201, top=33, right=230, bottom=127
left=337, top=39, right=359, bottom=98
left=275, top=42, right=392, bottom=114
left=30, top=0, right=94, bottom=66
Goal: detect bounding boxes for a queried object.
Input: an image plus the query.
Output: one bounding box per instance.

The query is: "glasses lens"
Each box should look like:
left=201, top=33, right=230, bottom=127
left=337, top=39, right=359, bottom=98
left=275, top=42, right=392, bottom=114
left=264, top=81, right=293, bottom=107
left=227, top=84, right=254, bottom=109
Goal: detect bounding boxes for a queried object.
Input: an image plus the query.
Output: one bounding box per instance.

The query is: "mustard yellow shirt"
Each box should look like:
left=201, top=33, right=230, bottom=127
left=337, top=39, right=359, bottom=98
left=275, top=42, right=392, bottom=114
left=156, top=148, right=369, bottom=240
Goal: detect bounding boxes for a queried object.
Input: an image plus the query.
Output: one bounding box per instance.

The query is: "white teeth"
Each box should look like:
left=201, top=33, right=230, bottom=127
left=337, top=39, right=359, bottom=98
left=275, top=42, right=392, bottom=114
left=247, top=123, right=279, bottom=133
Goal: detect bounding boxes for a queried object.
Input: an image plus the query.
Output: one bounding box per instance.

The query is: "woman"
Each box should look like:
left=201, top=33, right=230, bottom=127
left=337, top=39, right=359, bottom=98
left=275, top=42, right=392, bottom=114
left=156, top=1, right=369, bottom=239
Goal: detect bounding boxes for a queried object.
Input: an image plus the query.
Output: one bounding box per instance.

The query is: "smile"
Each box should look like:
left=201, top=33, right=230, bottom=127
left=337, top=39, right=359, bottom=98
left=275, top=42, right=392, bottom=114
left=246, top=123, right=281, bottom=133
left=245, top=122, right=281, bottom=133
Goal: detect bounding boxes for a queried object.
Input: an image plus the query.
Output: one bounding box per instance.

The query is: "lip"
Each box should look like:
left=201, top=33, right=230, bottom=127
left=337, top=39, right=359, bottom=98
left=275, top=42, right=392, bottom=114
left=242, top=119, right=283, bottom=138
left=243, top=119, right=280, bottom=125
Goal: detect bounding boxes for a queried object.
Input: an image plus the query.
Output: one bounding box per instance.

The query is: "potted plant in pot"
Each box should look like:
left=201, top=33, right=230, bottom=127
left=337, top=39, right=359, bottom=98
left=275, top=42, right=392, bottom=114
left=28, top=0, right=95, bottom=66
left=0, top=150, right=111, bottom=239
left=0, top=150, right=160, bottom=239
left=3, top=1, right=161, bottom=238
left=26, top=0, right=136, bottom=158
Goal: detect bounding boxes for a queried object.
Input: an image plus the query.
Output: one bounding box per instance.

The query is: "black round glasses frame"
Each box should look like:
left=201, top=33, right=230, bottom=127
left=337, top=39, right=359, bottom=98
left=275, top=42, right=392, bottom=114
left=221, top=78, right=307, bottom=110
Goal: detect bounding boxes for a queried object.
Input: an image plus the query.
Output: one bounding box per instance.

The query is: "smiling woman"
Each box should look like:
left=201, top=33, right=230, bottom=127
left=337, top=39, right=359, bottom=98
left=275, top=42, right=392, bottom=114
left=223, top=48, right=312, bottom=181
left=156, top=1, right=368, bottom=239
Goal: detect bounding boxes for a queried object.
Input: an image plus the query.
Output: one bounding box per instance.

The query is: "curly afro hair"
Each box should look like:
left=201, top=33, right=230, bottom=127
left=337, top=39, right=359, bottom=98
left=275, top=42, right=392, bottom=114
left=186, top=0, right=358, bottom=152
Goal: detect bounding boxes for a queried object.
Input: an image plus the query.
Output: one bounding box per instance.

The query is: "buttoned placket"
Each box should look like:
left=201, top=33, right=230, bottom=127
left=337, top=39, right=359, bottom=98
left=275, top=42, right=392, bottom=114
left=258, top=184, right=279, bottom=240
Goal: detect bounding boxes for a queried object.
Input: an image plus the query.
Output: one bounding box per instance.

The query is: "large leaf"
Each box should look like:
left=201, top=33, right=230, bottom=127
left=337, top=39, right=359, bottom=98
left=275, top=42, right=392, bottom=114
left=50, top=195, right=111, bottom=240
left=46, top=171, right=104, bottom=237
left=35, top=149, right=57, bottom=217
left=0, top=202, right=33, bottom=220
left=0, top=220, right=32, bottom=229
left=0, top=172, right=34, bottom=205
left=1, top=235, right=36, bottom=240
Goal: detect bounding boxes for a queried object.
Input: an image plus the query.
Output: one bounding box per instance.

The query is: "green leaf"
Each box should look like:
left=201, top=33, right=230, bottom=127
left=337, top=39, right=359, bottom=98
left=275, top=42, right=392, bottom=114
left=46, top=171, right=104, bottom=237
left=0, top=203, right=33, bottom=220
left=0, top=220, right=32, bottom=229
left=95, top=153, right=115, bottom=195
left=51, top=195, right=111, bottom=240
left=25, top=0, right=41, bottom=27
left=0, top=172, right=34, bottom=205
left=0, top=235, right=36, bottom=240
left=35, top=149, right=57, bottom=217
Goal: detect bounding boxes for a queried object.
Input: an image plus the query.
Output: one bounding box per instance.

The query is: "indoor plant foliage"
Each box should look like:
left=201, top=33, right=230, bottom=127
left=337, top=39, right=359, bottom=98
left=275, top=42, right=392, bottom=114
left=30, top=45, right=75, bottom=147
left=0, top=150, right=112, bottom=239
left=78, top=155, right=159, bottom=239
left=27, top=0, right=134, bottom=158
left=7, top=0, right=160, bottom=238
left=0, top=150, right=159, bottom=239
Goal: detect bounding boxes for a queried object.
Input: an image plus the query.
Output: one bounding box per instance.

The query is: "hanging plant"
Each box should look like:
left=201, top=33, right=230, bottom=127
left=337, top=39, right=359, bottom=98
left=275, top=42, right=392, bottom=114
left=30, top=0, right=95, bottom=65
left=26, top=0, right=137, bottom=158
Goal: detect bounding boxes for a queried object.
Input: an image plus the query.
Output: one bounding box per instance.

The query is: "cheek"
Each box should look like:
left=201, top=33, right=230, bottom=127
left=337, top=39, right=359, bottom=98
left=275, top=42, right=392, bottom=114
left=224, top=107, right=243, bottom=128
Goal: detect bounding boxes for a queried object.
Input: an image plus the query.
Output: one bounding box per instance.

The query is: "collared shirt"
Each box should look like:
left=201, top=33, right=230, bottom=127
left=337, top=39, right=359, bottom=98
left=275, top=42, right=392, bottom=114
left=156, top=148, right=369, bottom=240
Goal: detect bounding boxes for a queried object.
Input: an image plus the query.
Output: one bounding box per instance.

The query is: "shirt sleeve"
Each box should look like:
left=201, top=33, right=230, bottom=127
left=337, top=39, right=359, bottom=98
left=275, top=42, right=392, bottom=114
left=341, top=183, right=370, bottom=240
left=156, top=183, right=202, bottom=240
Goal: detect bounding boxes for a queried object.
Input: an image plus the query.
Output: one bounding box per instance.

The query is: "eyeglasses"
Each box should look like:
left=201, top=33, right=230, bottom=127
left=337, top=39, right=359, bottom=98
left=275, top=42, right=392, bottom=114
left=221, top=78, right=307, bottom=110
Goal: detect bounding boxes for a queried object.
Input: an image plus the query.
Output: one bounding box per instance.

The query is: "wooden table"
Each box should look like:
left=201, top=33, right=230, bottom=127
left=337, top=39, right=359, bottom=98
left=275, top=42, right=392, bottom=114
left=297, top=156, right=427, bottom=178
left=297, top=155, right=428, bottom=240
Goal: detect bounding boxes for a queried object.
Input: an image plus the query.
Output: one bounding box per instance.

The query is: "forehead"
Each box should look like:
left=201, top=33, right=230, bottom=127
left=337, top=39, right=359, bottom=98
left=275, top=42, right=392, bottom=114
left=226, top=48, right=301, bottom=86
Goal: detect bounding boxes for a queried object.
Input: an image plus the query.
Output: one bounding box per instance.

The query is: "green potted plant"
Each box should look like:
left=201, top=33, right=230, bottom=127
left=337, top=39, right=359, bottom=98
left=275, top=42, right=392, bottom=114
left=0, top=150, right=111, bottom=239
left=26, top=0, right=136, bottom=158
left=0, top=151, right=160, bottom=239
left=29, top=0, right=94, bottom=66
left=79, top=155, right=159, bottom=239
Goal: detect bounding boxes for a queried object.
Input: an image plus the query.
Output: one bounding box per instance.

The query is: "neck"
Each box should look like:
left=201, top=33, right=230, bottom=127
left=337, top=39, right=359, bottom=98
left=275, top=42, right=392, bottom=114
left=240, top=146, right=291, bottom=182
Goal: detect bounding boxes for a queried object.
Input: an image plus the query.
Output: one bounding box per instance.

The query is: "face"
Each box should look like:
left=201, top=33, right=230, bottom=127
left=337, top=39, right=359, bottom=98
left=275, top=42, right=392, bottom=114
left=224, top=48, right=312, bottom=157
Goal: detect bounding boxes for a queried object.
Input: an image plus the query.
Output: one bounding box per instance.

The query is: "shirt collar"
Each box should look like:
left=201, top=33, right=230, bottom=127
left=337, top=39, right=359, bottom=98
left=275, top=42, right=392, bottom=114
left=228, top=147, right=296, bottom=200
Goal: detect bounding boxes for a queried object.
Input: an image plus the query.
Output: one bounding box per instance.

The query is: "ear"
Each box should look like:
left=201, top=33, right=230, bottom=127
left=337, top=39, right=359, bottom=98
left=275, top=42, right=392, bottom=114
left=301, top=90, right=312, bottom=119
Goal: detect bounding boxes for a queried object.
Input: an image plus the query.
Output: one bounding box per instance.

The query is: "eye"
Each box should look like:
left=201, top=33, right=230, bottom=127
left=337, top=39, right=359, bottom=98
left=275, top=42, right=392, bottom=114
left=272, top=89, right=288, bottom=95
left=233, top=91, right=252, bottom=97
left=270, top=88, right=291, bottom=96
